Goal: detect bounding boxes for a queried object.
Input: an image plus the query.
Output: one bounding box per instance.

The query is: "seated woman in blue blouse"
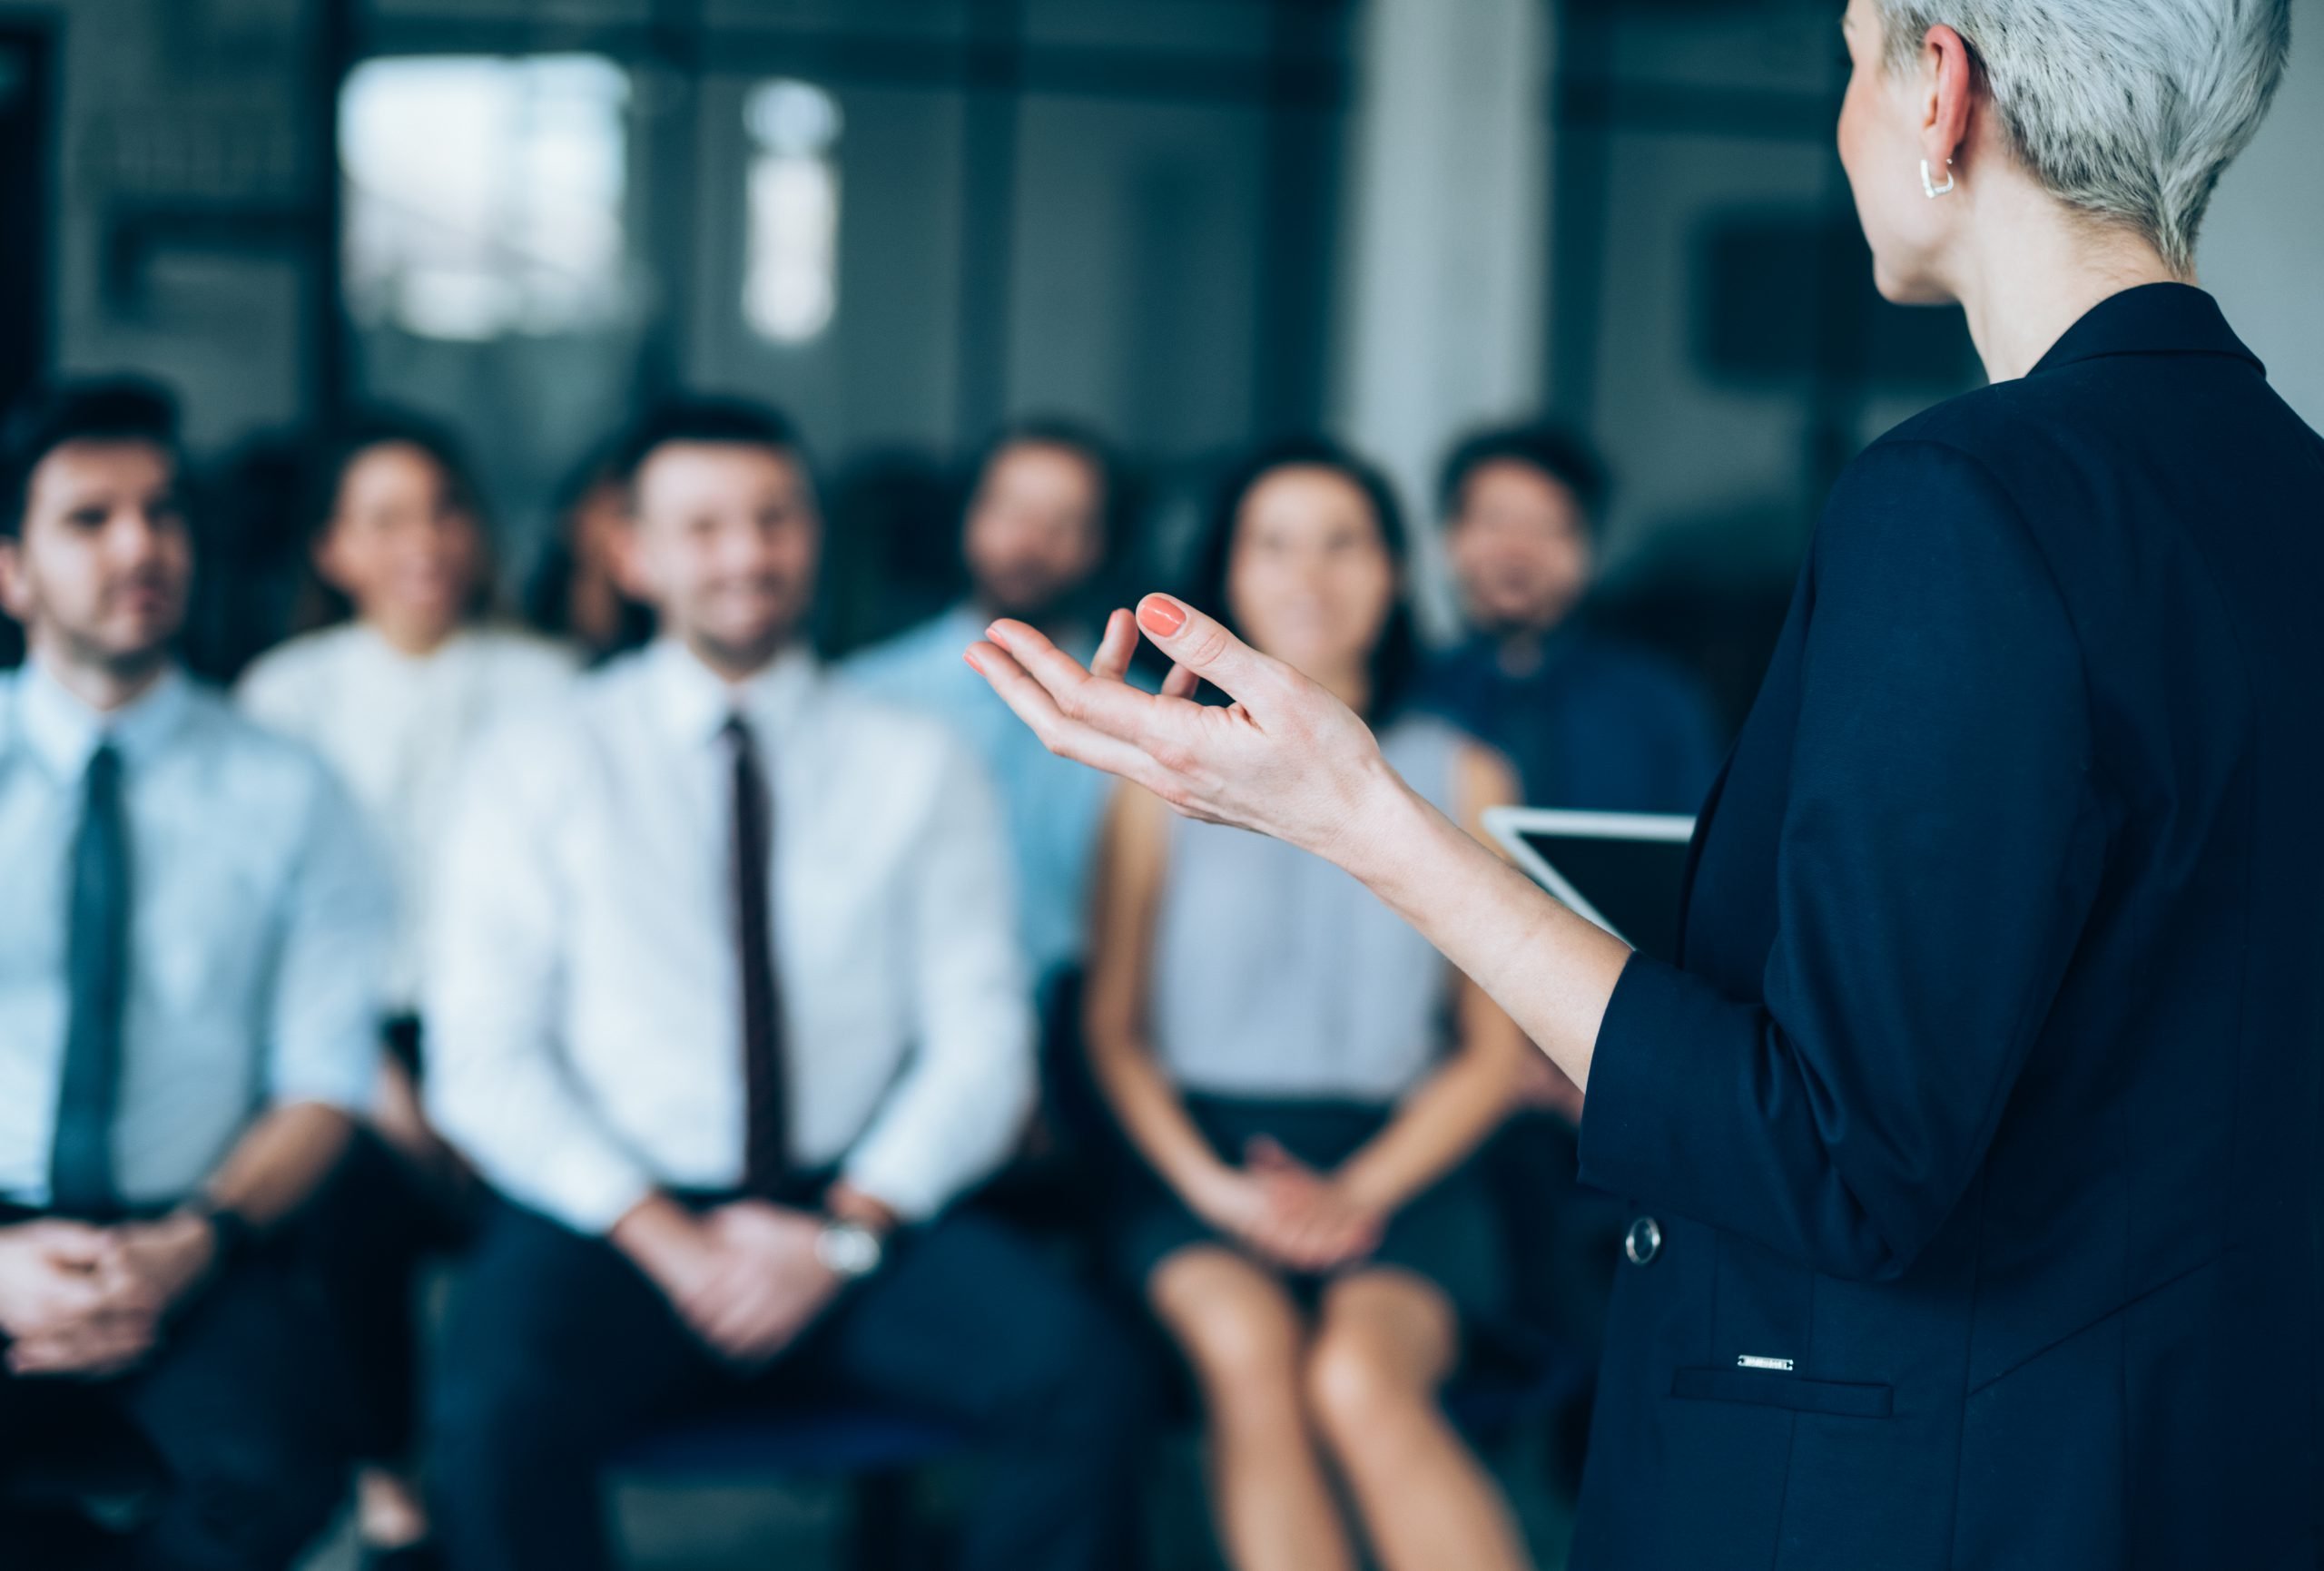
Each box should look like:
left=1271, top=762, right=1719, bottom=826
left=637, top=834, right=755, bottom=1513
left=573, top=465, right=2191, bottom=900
left=1081, top=438, right=1535, bottom=1571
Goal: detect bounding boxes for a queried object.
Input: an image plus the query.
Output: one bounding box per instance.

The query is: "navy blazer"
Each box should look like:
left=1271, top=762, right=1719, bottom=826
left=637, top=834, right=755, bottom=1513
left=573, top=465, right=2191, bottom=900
left=1571, top=285, right=2323, bottom=1570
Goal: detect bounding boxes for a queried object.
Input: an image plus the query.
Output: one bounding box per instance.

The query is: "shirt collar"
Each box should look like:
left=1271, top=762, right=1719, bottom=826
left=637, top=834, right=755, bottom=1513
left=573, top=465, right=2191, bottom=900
left=350, top=619, right=473, bottom=669
left=645, top=637, right=820, bottom=749
left=2030, top=283, right=2263, bottom=379
left=15, top=657, right=192, bottom=781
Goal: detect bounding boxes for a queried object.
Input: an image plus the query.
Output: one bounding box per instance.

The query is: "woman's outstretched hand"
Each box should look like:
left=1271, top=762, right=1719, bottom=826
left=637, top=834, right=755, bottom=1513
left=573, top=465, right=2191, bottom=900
left=973, top=590, right=1630, bottom=1097
left=965, top=594, right=1404, bottom=865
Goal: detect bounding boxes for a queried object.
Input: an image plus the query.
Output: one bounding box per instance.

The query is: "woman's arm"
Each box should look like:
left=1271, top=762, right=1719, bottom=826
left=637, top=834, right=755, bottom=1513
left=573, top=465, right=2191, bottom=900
left=1332, top=743, right=1532, bottom=1219
left=1080, top=781, right=1268, bottom=1239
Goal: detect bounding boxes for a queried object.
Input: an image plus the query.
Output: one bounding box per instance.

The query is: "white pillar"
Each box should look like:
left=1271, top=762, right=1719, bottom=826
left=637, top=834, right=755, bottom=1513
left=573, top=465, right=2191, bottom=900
left=1334, top=0, right=1552, bottom=638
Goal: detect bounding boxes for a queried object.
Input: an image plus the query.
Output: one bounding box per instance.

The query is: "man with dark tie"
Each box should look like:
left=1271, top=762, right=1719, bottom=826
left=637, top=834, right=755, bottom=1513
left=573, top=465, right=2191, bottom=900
left=0, top=378, right=391, bottom=1566
left=422, top=397, right=1153, bottom=1571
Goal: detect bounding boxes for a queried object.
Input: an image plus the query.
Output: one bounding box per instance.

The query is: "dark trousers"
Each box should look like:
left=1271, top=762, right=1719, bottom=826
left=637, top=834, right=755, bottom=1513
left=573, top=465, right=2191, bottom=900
left=0, top=1247, right=360, bottom=1571
left=428, top=1195, right=1157, bottom=1571
left=0, top=1126, right=464, bottom=1567
left=286, top=1123, right=474, bottom=1468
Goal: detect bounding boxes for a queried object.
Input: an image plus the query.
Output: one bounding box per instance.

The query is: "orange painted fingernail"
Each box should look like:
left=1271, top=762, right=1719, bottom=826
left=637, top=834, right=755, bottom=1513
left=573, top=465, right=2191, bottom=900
left=1137, top=595, right=1187, bottom=637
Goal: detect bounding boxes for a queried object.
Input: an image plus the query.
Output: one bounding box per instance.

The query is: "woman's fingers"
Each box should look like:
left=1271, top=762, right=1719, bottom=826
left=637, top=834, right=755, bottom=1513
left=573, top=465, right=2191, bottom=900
left=1090, top=607, right=1138, bottom=684
left=965, top=641, right=1177, bottom=790
left=980, top=618, right=1209, bottom=750
left=1160, top=663, right=1199, bottom=701
left=1134, top=595, right=1282, bottom=708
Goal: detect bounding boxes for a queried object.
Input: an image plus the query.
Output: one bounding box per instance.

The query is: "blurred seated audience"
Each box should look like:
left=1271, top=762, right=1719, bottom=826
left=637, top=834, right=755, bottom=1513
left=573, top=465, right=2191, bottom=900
left=235, top=408, right=576, bottom=1565
left=1082, top=438, right=1535, bottom=1571
left=1420, top=422, right=1722, bottom=817
left=843, top=418, right=1122, bottom=991
left=419, top=397, right=1155, bottom=1571
left=520, top=440, right=655, bottom=662
left=0, top=378, right=391, bottom=1568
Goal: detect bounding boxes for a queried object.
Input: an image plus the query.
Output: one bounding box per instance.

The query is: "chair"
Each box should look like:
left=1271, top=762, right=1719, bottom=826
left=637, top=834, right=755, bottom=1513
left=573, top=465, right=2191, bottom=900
left=606, top=1402, right=969, bottom=1571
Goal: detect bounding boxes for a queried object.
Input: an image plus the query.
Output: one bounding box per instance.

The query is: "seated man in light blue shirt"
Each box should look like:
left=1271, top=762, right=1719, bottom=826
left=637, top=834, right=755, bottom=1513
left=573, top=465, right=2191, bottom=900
left=843, top=420, right=1121, bottom=988
left=0, top=379, right=391, bottom=1567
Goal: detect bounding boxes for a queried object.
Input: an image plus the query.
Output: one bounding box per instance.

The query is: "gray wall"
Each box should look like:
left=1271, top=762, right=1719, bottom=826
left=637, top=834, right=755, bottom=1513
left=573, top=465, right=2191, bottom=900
left=2204, top=0, right=2324, bottom=430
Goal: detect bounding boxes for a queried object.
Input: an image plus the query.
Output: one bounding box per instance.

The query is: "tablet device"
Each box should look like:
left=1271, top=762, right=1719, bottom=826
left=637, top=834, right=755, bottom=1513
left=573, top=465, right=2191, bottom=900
left=1483, top=808, right=1697, bottom=966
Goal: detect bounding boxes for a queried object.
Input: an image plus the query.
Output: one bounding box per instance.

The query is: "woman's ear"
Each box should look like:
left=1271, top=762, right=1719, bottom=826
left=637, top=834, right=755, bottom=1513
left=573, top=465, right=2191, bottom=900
left=1920, top=23, right=1976, bottom=170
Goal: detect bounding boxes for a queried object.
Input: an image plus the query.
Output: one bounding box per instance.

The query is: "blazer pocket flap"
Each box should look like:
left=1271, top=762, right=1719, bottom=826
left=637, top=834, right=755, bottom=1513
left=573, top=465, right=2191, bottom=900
left=1670, top=1365, right=1893, bottom=1419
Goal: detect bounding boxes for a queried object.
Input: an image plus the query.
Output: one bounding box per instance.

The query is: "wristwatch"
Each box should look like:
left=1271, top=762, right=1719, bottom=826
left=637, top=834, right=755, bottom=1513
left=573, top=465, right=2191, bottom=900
left=815, top=1218, right=885, bottom=1281
left=185, top=1197, right=256, bottom=1266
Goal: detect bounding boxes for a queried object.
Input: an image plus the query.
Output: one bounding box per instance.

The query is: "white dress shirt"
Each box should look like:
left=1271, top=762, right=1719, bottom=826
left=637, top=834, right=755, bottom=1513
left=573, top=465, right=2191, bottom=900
left=423, top=640, right=1035, bottom=1234
left=0, top=660, right=389, bottom=1210
left=237, top=622, right=578, bottom=1008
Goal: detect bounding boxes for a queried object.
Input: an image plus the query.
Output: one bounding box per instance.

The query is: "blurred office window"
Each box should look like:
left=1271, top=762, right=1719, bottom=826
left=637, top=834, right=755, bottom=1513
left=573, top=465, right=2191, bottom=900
left=339, top=49, right=653, bottom=596
left=340, top=54, right=635, bottom=341
left=742, top=78, right=841, bottom=346
left=329, top=3, right=1351, bottom=628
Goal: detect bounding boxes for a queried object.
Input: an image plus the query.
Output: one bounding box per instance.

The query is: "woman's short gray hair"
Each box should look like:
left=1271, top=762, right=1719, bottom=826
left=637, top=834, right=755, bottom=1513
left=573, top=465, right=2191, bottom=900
left=1877, top=0, right=2292, bottom=274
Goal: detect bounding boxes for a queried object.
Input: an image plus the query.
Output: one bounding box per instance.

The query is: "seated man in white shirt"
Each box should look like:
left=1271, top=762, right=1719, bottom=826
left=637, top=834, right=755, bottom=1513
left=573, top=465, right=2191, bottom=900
left=422, top=398, right=1156, bottom=1571
left=0, top=378, right=392, bottom=1568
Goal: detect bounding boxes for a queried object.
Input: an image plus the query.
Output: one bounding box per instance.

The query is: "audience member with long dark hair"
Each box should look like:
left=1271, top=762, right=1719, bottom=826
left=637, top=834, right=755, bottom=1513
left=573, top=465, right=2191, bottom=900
left=1080, top=438, right=1535, bottom=1571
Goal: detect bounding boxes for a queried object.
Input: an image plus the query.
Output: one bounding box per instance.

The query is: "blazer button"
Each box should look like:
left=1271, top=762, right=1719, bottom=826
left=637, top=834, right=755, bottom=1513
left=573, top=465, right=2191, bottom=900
left=1624, top=1216, right=1663, bottom=1266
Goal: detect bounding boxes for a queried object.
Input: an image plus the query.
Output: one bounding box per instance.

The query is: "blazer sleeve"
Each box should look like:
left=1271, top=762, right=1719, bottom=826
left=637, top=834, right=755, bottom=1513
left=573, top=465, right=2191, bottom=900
left=1577, top=438, right=2112, bottom=1282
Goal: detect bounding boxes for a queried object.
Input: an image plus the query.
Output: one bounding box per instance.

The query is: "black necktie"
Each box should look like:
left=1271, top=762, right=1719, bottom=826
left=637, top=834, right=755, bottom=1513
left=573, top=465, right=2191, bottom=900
left=52, top=742, right=128, bottom=1219
left=724, top=716, right=789, bottom=1195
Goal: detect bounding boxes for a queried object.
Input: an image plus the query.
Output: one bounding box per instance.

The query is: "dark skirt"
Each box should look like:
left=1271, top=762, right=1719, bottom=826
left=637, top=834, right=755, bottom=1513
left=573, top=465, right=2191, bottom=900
left=1110, top=1094, right=1507, bottom=1327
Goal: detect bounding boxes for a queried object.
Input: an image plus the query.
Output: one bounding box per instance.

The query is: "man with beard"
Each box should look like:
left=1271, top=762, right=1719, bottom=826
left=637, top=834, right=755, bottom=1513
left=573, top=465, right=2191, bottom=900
left=843, top=420, right=1119, bottom=990
left=1420, top=423, right=1722, bottom=819
left=422, top=398, right=1153, bottom=1571
left=0, top=378, right=389, bottom=1566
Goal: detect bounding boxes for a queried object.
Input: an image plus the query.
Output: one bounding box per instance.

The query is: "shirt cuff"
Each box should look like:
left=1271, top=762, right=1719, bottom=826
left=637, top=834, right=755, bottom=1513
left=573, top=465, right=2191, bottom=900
left=840, top=1143, right=980, bottom=1225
